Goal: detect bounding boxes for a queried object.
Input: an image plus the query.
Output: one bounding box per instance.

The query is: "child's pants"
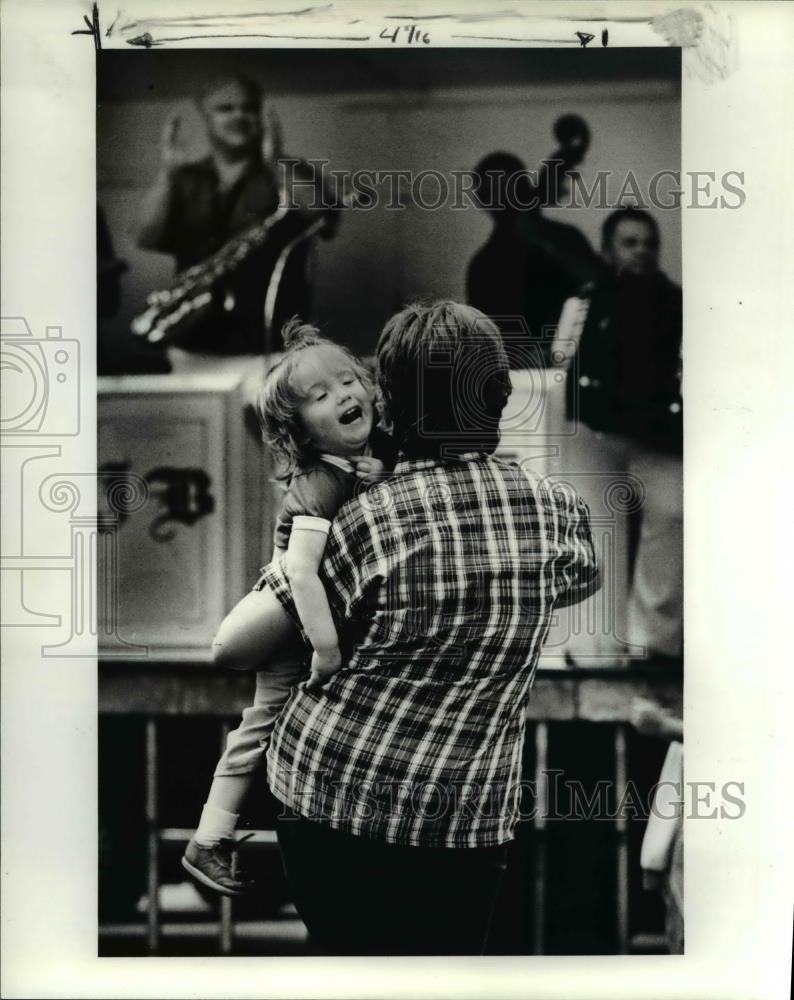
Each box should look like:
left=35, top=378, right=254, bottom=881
left=213, top=649, right=306, bottom=777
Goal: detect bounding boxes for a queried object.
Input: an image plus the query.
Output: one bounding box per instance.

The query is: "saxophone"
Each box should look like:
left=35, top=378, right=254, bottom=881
left=131, top=201, right=291, bottom=345
left=131, top=107, right=340, bottom=348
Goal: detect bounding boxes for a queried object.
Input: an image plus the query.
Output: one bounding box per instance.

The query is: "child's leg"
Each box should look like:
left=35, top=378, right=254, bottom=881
left=193, top=776, right=254, bottom=849
left=197, top=582, right=298, bottom=842
left=212, top=584, right=296, bottom=671
left=195, top=660, right=301, bottom=846
left=186, top=652, right=305, bottom=894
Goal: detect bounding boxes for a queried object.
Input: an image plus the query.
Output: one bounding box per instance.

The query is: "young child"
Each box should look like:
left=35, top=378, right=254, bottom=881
left=182, top=318, right=396, bottom=896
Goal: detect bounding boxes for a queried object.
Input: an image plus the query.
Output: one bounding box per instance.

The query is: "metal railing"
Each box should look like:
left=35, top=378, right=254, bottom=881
left=99, top=661, right=680, bottom=955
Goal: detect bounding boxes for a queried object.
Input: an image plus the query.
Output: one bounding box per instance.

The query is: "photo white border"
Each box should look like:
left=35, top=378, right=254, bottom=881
left=2, top=2, right=792, bottom=998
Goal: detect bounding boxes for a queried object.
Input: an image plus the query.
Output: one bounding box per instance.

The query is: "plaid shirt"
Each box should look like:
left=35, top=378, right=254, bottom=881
left=260, top=452, right=599, bottom=847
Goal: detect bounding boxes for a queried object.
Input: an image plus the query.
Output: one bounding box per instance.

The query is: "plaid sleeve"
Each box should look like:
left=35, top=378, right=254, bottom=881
left=550, top=483, right=601, bottom=609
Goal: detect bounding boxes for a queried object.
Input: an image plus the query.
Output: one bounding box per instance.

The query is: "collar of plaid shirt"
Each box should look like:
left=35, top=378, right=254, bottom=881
left=260, top=451, right=599, bottom=848
left=392, top=451, right=483, bottom=473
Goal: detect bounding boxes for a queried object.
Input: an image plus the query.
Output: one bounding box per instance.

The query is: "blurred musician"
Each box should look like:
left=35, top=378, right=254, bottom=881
left=552, top=208, right=683, bottom=664
left=135, top=72, right=338, bottom=355
left=466, top=117, right=598, bottom=368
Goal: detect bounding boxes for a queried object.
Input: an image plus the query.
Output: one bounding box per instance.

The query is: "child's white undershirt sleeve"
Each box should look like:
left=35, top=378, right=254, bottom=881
left=292, top=515, right=332, bottom=534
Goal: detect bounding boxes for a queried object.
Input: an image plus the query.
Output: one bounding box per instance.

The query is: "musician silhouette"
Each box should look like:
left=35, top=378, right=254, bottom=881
left=466, top=119, right=598, bottom=368
left=135, top=72, right=338, bottom=355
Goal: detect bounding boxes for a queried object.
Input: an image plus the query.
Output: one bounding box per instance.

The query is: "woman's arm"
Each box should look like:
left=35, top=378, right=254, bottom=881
left=284, top=526, right=342, bottom=688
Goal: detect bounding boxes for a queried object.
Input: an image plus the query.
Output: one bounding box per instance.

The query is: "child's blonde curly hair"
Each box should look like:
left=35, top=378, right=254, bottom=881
left=256, top=316, right=376, bottom=479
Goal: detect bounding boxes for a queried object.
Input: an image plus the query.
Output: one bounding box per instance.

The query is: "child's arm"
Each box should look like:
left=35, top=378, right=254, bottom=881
left=284, top=526, right=342, bottom=688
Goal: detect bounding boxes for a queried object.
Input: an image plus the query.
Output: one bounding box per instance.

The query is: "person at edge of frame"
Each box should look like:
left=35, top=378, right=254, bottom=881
left=552, top=206, right=683, bottom=667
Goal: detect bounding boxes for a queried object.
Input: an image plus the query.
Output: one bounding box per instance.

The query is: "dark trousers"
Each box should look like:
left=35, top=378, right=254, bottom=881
left=276, top=807, right=508, bottom=956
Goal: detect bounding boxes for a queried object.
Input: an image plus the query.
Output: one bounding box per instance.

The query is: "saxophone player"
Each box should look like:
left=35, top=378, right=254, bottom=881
left=135, top=72, right=338, bottom=355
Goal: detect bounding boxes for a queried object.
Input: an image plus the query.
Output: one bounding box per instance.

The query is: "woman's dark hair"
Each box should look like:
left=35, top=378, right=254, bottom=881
left=376, top=301, right=512, bottom=460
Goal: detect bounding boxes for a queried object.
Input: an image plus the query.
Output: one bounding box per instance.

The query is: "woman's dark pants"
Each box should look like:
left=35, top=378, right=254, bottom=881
left=276, top=807, right=508, bottom=956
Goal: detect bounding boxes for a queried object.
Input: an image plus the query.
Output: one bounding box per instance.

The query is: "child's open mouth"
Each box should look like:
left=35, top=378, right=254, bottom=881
left=339, top=405, right=364, bottom=425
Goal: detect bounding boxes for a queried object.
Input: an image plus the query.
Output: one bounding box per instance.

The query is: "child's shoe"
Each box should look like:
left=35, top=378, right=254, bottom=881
left=181, top=836, right=254, bottom=897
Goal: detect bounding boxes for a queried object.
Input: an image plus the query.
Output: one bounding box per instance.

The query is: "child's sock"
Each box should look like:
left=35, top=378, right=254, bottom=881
left=194, top=804, right=239, bottom=848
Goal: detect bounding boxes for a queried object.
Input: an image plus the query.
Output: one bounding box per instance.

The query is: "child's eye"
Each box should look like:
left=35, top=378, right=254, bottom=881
left=315, top=392, right=328, bottom=401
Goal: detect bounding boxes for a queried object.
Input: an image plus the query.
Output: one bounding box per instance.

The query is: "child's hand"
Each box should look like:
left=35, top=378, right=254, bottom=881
left=349, top=456, right=385, bottom=481
left=307, top=646, right=342, bottom=690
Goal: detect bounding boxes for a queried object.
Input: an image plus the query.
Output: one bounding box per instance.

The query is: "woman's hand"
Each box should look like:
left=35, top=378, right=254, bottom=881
left=308, top=646, right=342, bottom=690
left=349, top=456, right=386, bottom=481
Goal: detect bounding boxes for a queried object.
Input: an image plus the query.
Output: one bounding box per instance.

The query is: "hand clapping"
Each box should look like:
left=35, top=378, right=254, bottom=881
left=160, top=115, right=189, bottom=173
